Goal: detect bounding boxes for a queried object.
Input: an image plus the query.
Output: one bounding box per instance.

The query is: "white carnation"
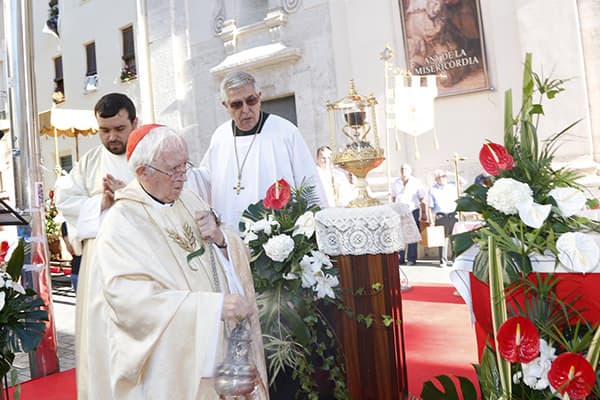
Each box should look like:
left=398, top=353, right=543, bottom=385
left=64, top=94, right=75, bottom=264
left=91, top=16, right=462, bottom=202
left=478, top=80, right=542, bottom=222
left=263, top=234, right=295, bottom=262
left=487, top=178, right=533, bottom=215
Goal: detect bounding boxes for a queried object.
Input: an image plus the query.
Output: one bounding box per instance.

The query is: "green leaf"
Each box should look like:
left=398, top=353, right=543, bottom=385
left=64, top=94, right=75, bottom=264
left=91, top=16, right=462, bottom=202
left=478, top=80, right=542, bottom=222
left=530, top=104, right=544, bottom=115
left=381, top=314, right=394, bottom=327
left=7, top=239, right=25, bottom=281
left=451, top=231, right=475, bottom=257
left=503, top=89, right=515, bottom=153
left=186, top=246, right=205, bottom=264
left=455, top=196, right=483, bottom=213
left=420, top=375, right=478, bottom=400
left=488, top=236, right=511, bottom=399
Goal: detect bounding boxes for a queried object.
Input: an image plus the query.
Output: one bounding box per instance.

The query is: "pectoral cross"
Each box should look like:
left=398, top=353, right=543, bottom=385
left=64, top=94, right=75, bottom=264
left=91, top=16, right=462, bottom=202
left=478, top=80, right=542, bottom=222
left=234, top=180, right=244, bottom=195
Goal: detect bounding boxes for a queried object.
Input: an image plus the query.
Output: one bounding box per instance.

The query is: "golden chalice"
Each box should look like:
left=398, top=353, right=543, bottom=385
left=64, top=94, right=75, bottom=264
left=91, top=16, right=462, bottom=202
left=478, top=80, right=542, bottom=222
left=327, top=80, right=384, bottom=208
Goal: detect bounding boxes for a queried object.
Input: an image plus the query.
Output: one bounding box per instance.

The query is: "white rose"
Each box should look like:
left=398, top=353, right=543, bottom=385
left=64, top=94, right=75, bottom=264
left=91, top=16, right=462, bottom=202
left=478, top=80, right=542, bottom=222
left=0, top=291, right=5, bottom=312
left=487, top=178, right=533, bottom=215
left=549, top=187, right=587, bottom=217
left=263, top=234, right=295, bottom=262
left=293, top=211, right=315, bottom=238
left=517, top=201, right=551, bottom=229
left=556, top=232, right=600, bottom=273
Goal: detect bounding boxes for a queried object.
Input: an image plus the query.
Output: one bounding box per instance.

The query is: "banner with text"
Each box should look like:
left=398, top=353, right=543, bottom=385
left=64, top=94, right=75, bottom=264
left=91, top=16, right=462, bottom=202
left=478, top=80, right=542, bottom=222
left=399, top=0, right=490, bottom=96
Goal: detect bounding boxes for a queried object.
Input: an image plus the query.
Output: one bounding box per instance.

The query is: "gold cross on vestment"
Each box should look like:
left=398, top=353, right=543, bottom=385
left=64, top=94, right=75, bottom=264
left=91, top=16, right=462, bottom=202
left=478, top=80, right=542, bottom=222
left=234, top=180, right=244, bottom=194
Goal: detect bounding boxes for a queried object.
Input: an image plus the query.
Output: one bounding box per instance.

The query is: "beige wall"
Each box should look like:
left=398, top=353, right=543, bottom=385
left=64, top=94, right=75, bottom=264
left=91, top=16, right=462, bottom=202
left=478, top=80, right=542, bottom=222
left=144, top=0, right=596, bottom=192
left=32, top=0, right=140, bottom=193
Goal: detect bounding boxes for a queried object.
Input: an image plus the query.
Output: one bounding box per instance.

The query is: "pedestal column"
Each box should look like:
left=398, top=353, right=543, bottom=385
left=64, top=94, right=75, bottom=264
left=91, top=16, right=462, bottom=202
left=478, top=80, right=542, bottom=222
left=315, top=204, right=421, bottom=400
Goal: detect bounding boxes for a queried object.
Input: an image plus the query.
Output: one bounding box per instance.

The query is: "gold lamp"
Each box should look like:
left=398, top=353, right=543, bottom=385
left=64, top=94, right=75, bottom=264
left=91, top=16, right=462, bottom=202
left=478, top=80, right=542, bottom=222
left=327, top=80, right=384, bottom=207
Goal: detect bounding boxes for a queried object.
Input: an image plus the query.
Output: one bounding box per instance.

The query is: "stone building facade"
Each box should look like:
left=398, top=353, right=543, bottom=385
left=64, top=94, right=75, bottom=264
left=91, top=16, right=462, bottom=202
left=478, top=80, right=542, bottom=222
left=142, top=0, right=600, bottom=193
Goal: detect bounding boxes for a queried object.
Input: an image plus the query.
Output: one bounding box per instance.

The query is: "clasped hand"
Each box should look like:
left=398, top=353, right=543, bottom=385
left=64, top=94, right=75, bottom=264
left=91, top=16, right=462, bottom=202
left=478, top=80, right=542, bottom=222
left=101, top=174, right=126, bottom=211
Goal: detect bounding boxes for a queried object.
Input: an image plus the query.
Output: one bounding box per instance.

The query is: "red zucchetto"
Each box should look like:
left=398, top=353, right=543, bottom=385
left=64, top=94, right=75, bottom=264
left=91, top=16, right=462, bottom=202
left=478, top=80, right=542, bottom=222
left=126, top=124, right=164, bottom=160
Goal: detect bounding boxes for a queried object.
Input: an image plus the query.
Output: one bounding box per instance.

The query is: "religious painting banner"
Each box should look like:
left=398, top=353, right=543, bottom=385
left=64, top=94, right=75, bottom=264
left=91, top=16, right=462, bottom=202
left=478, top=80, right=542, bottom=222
left=398, top=0, right=490, bottom=96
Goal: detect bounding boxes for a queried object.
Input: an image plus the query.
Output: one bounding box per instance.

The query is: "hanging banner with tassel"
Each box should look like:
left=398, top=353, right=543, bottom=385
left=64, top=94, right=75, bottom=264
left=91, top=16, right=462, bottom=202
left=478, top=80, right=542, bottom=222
left=394, top=74, right=438, bottom=159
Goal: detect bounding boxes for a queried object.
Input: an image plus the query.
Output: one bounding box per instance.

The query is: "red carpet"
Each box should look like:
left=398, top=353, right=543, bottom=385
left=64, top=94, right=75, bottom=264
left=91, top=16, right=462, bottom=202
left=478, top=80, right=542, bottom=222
left=8, top=283, right=479, bottom=399
left=402, top=283, right=480, bottom=399
left=8, top=368, right=75, bottom=400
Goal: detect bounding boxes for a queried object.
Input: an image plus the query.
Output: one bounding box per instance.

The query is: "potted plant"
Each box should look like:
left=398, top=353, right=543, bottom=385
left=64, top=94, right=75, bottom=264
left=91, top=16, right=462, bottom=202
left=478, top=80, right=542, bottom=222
left=120, top=65, right=137, bottom=82
left=45, top=190, right=61, bottom=261
left=0, top=240, right=48, bottom=399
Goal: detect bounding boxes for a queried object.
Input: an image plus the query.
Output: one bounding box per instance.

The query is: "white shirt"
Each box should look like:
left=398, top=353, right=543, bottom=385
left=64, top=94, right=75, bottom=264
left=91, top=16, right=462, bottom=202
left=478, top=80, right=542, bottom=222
left=200, top=114, right=326, bottom=229
left=390, top=175, right=426, bottom=211
left=429, top=182, right=458, bottom=214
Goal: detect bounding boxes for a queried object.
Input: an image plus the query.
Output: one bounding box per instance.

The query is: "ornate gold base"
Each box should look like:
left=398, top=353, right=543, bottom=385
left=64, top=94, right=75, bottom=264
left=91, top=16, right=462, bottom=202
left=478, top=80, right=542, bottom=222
left=346, top=190, right=380, bottom=208
left=335, top=153, right=384, bottom=208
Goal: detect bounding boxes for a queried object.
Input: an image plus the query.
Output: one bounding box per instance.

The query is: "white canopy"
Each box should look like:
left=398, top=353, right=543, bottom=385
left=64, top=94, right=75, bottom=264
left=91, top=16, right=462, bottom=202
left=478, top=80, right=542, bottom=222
left=39, top=108, right=98, bottom=138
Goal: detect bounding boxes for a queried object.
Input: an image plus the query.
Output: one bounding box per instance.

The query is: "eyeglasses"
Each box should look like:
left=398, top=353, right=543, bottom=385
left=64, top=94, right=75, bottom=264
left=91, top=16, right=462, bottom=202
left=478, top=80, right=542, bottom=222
left=145, top=161, right=194, bottom=179
left=227, top=95, right=260, bottom=110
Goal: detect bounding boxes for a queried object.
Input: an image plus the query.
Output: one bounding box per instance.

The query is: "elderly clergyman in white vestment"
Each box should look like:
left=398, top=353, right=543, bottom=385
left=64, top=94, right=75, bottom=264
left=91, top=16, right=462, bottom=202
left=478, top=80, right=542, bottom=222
left=200, top=70, right=326, bottom=230
left=55, top=94, right=211, bottom=399
left=85, top=124, right=268, bottom=399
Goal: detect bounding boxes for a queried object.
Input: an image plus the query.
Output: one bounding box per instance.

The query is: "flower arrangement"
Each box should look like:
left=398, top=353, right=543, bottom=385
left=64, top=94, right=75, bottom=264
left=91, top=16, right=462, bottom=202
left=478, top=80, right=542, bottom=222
left=420, top=53, right=600, bottom=399
left=45, top=190, right=63, bottom=261
left=0, top=239, right=48, bottom=379
left=422, top=273, right=600, bottom=399
left=120, top=65, right=137, bottom=82
left=240, top=179, right=348, bottom=398
left=45, top=190, right=59, bottom=239
left=51, top=90, right=64, bottom=105
left=453, top=53, right=600, bottom=284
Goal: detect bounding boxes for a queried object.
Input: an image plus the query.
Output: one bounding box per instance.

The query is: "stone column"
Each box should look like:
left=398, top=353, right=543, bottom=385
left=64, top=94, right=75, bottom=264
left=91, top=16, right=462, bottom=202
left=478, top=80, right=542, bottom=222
left=577, top=0, right=600, bottom=162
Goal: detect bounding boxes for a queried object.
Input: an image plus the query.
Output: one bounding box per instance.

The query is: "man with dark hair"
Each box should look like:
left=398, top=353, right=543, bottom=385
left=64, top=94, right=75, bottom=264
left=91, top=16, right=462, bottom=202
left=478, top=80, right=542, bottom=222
left=55, top=92, right=138, bottom=399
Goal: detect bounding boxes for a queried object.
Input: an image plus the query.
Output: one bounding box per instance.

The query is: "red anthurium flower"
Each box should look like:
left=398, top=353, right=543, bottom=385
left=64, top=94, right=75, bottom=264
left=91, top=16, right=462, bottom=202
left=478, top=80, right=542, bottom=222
left=548, top=352, right=595, bottom=400
left=496, top=316, right=540, bottom=363
left=0, top=241, right=8, bottom=264
left=479, top=142, right=514, bottom=176
left=263, top=179, right=291, bottom=210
